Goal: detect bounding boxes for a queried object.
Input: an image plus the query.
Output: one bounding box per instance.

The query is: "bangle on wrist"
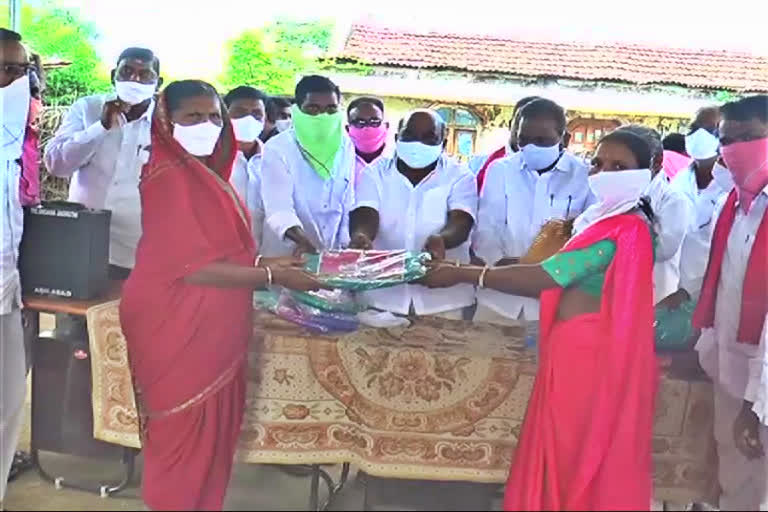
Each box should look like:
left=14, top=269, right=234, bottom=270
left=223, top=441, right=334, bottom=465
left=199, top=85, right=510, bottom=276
left=478, top=266, right=490, bottom=289
left=264, top=266, right=273, bottom=287
left=254, top=255, right=263, bottom=267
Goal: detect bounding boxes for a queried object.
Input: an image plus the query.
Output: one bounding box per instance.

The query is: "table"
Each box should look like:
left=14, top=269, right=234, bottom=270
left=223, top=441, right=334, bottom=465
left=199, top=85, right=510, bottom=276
left=86, top=302, right=718, bottom=507
left=23, top=284, right=137, bottom=498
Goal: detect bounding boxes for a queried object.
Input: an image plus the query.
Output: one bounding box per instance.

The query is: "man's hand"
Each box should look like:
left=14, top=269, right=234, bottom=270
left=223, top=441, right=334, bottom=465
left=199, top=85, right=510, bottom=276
left=100, top=99, right=128, bottom=130
left=496, top=257, right=520, bottom=266
left=418, top=260, right=466, bottom=289
left=349, top=232, right=373, bottom=250
left=733, top=402, right=764, bottom=460
left=292, top=241, right=317, bottom=258
left=658, top=289, right=691, bottom=311
left=424, top=234, right=446, bottom=260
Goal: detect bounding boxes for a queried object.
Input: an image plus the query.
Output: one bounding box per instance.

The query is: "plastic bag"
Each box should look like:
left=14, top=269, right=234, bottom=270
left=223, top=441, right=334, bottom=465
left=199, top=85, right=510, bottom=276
left=290, top=289, right=362, bottom=314
left=254, top=290, right=359, bottom=334
left=304, top=250, right=430, bottom=291
left=654, top=300, right=696, bottom=352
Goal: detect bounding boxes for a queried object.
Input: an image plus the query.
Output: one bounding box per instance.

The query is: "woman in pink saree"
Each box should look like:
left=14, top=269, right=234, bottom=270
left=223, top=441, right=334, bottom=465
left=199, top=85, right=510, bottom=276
left=422, top=130, right=659, bottom=510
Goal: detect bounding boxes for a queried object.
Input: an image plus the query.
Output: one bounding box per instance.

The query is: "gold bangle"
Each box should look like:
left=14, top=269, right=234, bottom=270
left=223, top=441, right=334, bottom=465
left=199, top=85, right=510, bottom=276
left=478, top=266, right=490, bottom=289
left=254, top=255, right=263, bottom=267
left=264, top=266, right=273, bottom=287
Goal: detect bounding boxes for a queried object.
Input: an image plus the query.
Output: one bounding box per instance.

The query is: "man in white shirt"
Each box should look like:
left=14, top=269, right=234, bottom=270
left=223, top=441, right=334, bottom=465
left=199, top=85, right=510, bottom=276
left=0, top=28, right=31, bottom=506
left=349, top=109, right=477, bottom=318
left=473, top=98, right=595, bottom=327
left=260, top=75, right=355, bottom=257
left=44, top=47, right=162, bottom=279
left=260, top=96, right=292, bottom=144
left=691, top=95, right=768, bottom=510
left=225, top=86, right=267, bottom=246
left=664, top=120, right=731, bottom=306
left=346, top=96, right=392, bottom=188
left=615, top=124, right=692, bottom=305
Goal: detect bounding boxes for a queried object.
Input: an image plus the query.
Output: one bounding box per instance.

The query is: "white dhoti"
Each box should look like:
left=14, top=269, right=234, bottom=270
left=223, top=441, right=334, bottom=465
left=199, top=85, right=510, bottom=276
left=1, top=308, right=26, bottom=502
left=714, top=384, right=767, bottom=510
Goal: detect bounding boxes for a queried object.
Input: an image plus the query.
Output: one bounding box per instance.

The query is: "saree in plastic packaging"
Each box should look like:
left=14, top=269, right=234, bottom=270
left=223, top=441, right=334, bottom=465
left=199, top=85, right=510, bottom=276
left=290, top=289, right=362, bottom=314
left=254, top=290, right=359, bottom=334
left=304, top=250, right=430, bottom=291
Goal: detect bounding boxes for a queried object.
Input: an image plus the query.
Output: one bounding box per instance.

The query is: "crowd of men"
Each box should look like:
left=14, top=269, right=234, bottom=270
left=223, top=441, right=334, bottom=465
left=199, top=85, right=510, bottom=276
left=3, top=30, right=768, bottom=510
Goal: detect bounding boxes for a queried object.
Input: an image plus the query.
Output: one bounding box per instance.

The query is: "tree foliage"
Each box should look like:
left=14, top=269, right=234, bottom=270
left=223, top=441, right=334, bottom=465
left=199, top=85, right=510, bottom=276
left=1, top=1, right=112, bottom=105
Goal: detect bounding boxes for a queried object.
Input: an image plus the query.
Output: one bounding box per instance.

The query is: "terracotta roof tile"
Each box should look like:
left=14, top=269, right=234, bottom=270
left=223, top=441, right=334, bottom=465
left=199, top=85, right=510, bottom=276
left=341, top=25, right=768, bottom=92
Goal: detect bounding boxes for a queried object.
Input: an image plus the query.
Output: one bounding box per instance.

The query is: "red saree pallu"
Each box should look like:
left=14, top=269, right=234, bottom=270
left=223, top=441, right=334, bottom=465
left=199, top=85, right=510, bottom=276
left=504, top=214, right=658, bottom=511
left=120, top=94, right=256, bottom=511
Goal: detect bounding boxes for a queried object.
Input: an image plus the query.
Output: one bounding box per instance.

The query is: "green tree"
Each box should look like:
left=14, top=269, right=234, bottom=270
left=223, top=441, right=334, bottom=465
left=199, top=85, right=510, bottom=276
left=1, top=2, right=112, bottom=105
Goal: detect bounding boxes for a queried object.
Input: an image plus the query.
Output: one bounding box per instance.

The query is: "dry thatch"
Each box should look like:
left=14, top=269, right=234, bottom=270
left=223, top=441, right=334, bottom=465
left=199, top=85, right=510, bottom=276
left=39, top=106, right=70, bottom=201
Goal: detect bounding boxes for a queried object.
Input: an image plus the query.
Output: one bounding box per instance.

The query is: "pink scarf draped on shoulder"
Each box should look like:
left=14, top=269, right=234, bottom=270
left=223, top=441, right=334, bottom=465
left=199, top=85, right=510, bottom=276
left=20, top=97, right=43, bottom=206
left=120, top=93, right=256, bottom=416
left=504, top=213, right=657, bottom=510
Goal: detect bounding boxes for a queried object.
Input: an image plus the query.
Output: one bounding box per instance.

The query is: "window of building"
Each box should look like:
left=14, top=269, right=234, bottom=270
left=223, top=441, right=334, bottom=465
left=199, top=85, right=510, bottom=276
left=432, top=105, right=482, bottom=161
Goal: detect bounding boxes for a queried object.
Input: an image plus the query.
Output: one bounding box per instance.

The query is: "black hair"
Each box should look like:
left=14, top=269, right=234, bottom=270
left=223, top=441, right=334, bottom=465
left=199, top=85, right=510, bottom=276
left=347, top=96, right=384, bottom=117
left=294, top=75, right=340, bottom=107
left=516, top=98, right=567, bottom=134
left=598, top=130, right=653, bottom=169
left=164, top=80, right=219, bottom=113
left=721, top=95, right=768, bottom=124
left=514, top=96, right=540, bottom=115
left=662, top=133, right=687, bottom=155
left=616, top=124, right=663, bottom=162
left=0, top=28, right=22, bottom=42
left=116, top=47, right=160, bottom=74
left=223, top=86, right=267, bottom=108
left=266, top=96, right=293, bottom=122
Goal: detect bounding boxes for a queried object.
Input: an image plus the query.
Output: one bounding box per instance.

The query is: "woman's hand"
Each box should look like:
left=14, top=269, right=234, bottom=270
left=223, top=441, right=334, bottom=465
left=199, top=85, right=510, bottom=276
left=272, top=268, right=329, bottom=292
left=733, top=402, right=764, bottom=460
left=259, top=256, right=304, bottom=269
left=419, top=261, right=471, bottom=289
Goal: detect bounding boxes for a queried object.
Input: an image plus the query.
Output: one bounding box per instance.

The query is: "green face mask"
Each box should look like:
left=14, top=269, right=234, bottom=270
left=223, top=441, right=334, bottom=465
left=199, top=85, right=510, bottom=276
left=291, top=104, right=343, bottom=180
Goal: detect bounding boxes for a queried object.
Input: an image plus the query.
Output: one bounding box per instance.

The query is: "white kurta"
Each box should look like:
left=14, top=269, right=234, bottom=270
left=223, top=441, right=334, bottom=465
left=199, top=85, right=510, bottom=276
left=473, top=151, right=595, bottom=320
left=355, top=154, right=478, bottom=315
left=645, top=171, right=693, bottom=303
left=695, top=187, right=768, bottom=510
left=230, top=150, right=265, bottom=248
left=671, top=163, right=731, bottom=298
left=260, top=130, right=356, bottom=257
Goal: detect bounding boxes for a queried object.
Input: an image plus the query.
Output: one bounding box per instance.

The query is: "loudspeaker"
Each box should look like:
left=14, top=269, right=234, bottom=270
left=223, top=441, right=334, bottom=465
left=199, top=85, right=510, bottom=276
left=31, top=335, right=123, bottom=459
left=19, top=201, right=111, bottom=300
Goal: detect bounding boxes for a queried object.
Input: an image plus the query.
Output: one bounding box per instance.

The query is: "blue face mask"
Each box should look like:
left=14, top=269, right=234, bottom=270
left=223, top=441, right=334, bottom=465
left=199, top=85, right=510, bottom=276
left=396, top=140, right=442, bottom=169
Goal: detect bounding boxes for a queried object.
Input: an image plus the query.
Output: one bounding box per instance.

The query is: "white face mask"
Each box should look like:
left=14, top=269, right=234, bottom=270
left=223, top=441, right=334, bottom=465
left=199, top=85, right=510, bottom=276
left=173, top=121, right=222, bottom=157
left=589, top=168, right=652, bottom=211
left=231, top=116, right=264, bottom=143
left=685, top=128, right=720, bottom=160
left=115, top=80, right=156, bottom=106
left=275, top=119, right=292, bottom=132
left=520, top=143, right=562, bottom=171
left=396, top=140, right=443, bottom=169
left=1, top=74, right=30, bottom=160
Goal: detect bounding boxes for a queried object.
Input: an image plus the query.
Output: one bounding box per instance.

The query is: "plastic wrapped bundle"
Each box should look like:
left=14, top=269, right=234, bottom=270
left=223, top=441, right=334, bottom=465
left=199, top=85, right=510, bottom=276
left=254, top=290, right=359, bottom=334
left=290, top=289, right=362, bottom=314
left=304, top=250, right=430, bottom=291
left=654, top=300, right=696, bottom=352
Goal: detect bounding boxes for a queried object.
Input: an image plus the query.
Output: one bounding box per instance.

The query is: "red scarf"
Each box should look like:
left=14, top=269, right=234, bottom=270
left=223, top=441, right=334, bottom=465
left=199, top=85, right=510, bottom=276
left=476, top=146, right=507, bottom=193
left=693, top=189, right=768, bottom=344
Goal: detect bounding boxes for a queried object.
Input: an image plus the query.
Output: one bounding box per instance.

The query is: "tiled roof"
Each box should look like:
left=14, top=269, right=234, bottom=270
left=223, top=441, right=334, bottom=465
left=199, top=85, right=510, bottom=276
left=340, top=24, right=768, bottom=92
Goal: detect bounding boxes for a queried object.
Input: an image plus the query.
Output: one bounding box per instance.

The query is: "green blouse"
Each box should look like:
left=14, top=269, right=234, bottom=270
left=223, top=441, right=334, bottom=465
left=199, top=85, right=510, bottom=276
left=540, top=231, right=656, bottom=297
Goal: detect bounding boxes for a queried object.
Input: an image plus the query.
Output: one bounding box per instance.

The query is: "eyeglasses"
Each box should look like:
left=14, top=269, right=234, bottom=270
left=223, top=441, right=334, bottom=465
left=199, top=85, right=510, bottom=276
left=116, top=65, right=159, bottom=84
left=349, top=118, right=383, bottom=128
left=0, top=63, right=31, bottom=80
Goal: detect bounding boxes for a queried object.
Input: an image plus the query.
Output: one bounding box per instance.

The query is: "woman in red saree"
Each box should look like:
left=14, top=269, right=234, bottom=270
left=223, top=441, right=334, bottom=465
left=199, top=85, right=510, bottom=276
left=120, top=80, right=323, bottom=511
left=422, top=130, right=659, bottom=510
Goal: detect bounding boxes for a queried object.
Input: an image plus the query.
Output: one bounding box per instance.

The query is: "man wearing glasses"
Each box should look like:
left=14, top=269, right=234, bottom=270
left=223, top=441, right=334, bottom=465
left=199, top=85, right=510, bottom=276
left=346, top=96, right=391, bottom=187
left=44, top=47, right=162, bottom=281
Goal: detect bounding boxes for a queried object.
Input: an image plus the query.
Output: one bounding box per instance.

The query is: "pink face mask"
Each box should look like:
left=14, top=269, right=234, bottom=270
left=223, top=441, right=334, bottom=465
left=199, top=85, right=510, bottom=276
left=721, top=136, right=768, bottom=210
left=348, top=125, right=388, bottom=154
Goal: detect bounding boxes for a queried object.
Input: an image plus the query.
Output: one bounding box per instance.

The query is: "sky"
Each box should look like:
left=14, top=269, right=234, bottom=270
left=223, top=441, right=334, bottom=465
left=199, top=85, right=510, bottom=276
left=50, top=0, right=768, bottom=80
